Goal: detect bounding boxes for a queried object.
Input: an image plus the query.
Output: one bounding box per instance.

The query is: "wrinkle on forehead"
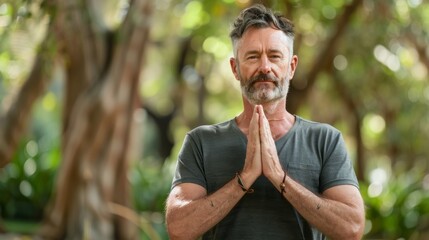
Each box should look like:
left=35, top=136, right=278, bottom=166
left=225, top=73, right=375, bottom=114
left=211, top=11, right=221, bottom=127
left=235, top=27, right=293, bottom=59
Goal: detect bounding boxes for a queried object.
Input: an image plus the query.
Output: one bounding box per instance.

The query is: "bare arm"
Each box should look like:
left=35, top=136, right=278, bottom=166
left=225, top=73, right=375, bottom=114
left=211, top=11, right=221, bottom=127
left=165, top=181, right=247, bottom=240
left=282, top=178, right=365, bottom=240
left=166, top=107, right=262, bottom=240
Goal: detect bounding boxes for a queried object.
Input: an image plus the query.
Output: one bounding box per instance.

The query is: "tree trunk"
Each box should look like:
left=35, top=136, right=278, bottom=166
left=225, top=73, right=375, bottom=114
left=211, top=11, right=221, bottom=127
left=37, top=0, right=153, bottom=239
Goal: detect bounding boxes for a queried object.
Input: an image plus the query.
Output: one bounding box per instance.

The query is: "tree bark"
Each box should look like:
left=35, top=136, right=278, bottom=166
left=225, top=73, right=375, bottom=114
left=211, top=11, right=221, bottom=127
left=37, top=0, right=153, bottom=239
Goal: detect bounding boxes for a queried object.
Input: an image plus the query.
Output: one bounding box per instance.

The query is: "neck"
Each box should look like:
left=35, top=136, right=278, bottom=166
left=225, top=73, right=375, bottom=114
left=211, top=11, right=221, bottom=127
left=240, top=97, right=288, bottom=119
left=235, top=98, right=295, bottom=140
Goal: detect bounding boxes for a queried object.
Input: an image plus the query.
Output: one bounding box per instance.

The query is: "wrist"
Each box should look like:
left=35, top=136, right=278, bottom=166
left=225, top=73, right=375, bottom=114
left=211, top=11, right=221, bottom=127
left=236, top=172, right=254, bottom=193
left=265, top=167, right=285, bottom=188
left=279, top=170, right=287, bottom=195
left=239, top=168, right=259, bottom=185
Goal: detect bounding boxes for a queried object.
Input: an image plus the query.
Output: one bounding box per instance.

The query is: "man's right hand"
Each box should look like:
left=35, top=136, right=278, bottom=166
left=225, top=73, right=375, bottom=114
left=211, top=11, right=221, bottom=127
left=241, top=105, right=262, bottom=182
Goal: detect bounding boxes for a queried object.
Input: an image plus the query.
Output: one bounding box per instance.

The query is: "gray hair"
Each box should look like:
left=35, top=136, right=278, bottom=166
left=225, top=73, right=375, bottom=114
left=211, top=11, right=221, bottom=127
left=230, top=4, right=295, bottom=57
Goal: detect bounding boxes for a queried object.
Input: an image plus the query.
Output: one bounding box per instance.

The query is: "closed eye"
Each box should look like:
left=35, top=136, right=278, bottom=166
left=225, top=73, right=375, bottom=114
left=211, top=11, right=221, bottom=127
left=247, top=55, right=258, bottom=60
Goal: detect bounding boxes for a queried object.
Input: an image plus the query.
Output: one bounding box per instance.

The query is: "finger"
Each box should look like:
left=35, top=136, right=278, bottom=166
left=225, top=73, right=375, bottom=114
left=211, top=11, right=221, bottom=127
left=258, top=107, right=273, bottom=143
left=244, top=106, right=261, bottom=175
left=249, top=106, right=260, bottom=144
left=256, top=106, right=266, bottom=132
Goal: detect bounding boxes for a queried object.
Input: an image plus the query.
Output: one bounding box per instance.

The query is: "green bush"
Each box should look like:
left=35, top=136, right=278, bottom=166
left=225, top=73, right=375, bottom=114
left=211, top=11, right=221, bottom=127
left=0, top=139, right=59, bottom=220
left=362, top=171, right=429, bottom=239
left=0, top=139, right=171, bottom=238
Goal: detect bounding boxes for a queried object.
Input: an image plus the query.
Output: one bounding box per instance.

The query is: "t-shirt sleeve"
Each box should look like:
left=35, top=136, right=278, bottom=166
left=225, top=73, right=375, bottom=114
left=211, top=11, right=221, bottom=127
left=171, top=132, right=207, bottom=189
left=319, top=131, right=359, bottom=192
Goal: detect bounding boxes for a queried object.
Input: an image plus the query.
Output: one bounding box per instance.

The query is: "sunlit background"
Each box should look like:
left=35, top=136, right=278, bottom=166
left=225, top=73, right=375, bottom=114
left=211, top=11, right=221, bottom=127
left=1, top=0, right=428, bottom=239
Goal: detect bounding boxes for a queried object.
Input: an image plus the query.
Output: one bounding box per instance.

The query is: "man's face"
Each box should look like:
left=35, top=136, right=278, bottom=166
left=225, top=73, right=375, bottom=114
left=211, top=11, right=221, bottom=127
left=230, top=27, right=298, bottom=105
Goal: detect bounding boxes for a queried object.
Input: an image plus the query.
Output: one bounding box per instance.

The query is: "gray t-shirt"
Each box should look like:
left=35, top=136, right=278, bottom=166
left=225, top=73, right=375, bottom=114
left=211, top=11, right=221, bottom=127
left=172, top=116, right=359, bottom=240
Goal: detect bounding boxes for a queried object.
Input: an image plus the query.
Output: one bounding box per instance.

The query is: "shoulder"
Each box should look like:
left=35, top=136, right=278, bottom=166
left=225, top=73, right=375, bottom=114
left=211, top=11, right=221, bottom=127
left=295, top=116, right=341, bottom=137
left=187, top=119, right=236, bottom=141
left=182, top=119, right=241, bottom=154
left=293, top=116, right=344, bottom=146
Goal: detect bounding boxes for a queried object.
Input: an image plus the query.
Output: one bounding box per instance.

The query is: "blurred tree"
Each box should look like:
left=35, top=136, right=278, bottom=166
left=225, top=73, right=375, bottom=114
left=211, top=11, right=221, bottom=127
left=1, top=0, right=429, bottom=239
left=0, top=0, right=153, bottom=239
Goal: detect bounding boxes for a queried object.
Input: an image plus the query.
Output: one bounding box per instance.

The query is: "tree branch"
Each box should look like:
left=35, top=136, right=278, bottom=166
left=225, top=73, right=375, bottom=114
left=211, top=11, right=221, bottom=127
left=0, top=30, right=55, bottom=168
left=287, top=0, right=364, bottom=113
left=405, top=29, right=429, bottom=73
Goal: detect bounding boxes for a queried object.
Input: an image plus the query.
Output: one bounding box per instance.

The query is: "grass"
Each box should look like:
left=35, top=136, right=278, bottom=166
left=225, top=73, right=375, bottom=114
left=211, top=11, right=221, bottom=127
left=3, top=220, right=40, bottom=234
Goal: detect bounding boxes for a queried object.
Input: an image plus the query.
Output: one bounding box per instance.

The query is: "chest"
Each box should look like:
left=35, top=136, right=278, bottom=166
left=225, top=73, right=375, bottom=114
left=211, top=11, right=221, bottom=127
left=202, top=139, right=323, bottom=194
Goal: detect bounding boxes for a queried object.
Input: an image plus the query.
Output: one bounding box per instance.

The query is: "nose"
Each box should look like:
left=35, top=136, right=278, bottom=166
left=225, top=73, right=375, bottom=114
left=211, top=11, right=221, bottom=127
left=259, top=55, right=272, bottom=74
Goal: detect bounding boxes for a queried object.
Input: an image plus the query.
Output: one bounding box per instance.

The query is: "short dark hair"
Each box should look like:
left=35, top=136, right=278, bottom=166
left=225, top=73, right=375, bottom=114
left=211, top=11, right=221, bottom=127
left=230, top=4, right=295, bottom=43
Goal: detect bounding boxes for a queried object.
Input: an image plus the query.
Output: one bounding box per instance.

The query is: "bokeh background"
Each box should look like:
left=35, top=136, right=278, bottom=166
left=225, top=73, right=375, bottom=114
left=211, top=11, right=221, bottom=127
left=0, top=0, right=428, bottom=239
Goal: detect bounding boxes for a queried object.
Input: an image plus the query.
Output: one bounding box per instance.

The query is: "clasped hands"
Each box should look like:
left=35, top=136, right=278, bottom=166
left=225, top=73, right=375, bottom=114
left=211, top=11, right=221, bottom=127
left=242, top=105, right=284, bottom=187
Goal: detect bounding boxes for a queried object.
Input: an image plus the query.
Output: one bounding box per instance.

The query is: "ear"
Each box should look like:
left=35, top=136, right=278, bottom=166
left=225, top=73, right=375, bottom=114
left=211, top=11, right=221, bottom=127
left=288, top=55, right=299, bottom=80
left=230, top=57, right=240, bottom=80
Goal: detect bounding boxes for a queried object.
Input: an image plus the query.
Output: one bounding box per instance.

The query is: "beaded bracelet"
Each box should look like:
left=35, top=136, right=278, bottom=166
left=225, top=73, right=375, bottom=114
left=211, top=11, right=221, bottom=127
left=279, top=170, right=287, bottom=195
left=236, top=172, right=254, bottom=193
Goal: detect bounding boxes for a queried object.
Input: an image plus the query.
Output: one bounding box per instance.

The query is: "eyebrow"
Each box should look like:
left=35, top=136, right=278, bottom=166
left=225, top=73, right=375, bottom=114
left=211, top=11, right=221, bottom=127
left=243, top=49, right=284, bottom=57
left=243, top=50, right=260, bottom=57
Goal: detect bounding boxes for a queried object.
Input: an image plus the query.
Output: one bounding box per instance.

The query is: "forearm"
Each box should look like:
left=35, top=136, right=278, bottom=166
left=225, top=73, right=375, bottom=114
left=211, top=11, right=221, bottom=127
left=281, top=177, right=365, bottom=240
left=166, top=178, right=248, bottom=240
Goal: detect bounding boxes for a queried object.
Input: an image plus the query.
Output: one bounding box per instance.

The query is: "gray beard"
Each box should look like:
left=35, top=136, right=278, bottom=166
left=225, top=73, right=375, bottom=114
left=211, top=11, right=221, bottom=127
left=241, top=77, right=290, bottom=105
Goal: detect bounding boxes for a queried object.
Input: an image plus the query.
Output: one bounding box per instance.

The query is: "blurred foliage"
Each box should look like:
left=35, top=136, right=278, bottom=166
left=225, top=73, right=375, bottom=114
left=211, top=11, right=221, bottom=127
left=0, top=140, right=57, bottom=220
left=1, top=0, right=429, bottom=239
left=362, top=164, right=429, bottom=239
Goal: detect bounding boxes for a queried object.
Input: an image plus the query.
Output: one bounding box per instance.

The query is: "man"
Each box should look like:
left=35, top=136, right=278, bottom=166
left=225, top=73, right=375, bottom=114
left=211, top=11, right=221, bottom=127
left=165, top=4, right=365, bottom=240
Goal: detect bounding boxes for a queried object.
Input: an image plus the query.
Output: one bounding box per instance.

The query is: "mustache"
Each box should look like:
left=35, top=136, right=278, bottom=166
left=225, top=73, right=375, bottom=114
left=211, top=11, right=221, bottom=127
left=247, top=73, right=279, bottom=87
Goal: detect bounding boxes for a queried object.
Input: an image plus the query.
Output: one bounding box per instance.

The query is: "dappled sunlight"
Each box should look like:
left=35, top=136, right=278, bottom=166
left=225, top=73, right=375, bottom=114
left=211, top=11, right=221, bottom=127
left=368, top=168, right=388, bottom=198
left=362, top=113, right=386, bottom=149
left=1, top=0, right=429, bottom=239
left=202, top=36, right=230, bottom=60
left=180, top=1, right=210, bottom=30
left=373, top=44, right=401, bottom=72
